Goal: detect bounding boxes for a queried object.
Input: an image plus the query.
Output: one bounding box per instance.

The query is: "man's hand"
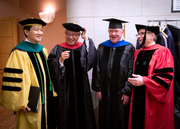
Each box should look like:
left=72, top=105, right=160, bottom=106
left=96, top=92, right=102, bottom=100
left=81, top=28, right=88, bottom=40
left=20, top=106, right=31, bottom=112
left=121, top=94, right=129, bottom=105
left=59, top=51, right=70, bottom=63
left=128, top=74, right=144, bottom=86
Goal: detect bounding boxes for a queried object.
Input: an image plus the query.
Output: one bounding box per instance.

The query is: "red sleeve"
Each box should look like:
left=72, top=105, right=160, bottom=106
left=143, top=47, right=174, bottom=102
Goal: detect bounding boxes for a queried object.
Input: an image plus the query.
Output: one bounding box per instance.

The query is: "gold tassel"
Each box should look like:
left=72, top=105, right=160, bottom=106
left=123, top=23, right=126, bottom=41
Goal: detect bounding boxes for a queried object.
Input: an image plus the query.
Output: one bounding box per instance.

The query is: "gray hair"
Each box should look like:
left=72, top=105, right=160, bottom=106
left=147, top=31, right=157, bottom=42
left=154, top=35, right=157, bottom=42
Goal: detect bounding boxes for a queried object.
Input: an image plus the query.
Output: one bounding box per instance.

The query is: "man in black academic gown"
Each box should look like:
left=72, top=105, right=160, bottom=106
left=48, top=23, right=97, bottom=129
left=92, top=18, right=135, bottom=129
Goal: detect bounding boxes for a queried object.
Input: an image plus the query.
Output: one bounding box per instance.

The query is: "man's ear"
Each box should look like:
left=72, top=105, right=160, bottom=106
left=122, top=29, right=124, bottom=33
left=24, top=29, right=29, bottom=36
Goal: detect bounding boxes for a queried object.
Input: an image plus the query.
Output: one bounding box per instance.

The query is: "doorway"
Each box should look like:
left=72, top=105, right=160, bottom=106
left=0, top=16, right=18, bottom=129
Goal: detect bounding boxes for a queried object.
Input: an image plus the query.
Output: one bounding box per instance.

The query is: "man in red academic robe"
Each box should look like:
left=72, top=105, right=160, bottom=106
left=128, top=25, right=174, bottom=129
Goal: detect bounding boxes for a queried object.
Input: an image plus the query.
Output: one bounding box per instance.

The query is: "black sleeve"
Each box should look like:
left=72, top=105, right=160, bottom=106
left=80, top=38, right=97, bottom=72
left=48, top=45, right=65, bottom=93
left=91, top=45, right=102, bottom=92
left=121, top=44, right=135, bottom=96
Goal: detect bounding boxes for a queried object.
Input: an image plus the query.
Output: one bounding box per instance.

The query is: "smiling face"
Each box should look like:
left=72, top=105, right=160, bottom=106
left=137, top=28, right=146, bottom=45
left=65, top=30, right=80, bottom=46
left=108, top=28, right=124, bottom=44
left=24, top=25, right=43, bottom=44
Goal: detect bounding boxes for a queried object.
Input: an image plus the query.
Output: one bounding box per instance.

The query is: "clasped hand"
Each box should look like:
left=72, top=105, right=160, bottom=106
left=128, top=74, right=144, bottom=86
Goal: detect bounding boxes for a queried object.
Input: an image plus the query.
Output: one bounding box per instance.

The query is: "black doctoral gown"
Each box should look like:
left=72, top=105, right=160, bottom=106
left=92, top=40, right=135, bottom=129
left=48, top=38, right=97, bottom=129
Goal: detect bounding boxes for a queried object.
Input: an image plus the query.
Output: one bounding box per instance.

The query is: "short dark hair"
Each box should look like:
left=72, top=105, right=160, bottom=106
left=23, top=26, right=32, bottom=37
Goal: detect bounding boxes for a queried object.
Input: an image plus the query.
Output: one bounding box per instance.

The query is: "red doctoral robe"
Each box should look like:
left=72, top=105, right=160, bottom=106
left=129, top=44, right=174, bottom=129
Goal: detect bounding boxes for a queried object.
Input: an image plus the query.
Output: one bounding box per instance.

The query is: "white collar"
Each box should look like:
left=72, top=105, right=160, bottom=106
left=25, top=38, right=31, bottom=42
left=148, top=41, right=155, bottom=47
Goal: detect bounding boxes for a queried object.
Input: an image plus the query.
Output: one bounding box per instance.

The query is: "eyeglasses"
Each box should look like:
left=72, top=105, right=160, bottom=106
left=135, top=32, right=145, bottom=37
left=108, top=29, right=122, bottom=34
left=65, top=32, right=80, bottom=37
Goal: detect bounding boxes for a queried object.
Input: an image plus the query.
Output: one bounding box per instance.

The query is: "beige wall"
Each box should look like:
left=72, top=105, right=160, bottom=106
left=66, top=0, right=180, bottom=48
left=0, top=0, right=67, bottom=53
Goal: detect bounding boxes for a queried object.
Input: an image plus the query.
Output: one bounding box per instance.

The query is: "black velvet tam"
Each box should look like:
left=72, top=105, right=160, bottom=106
left=62, top=23, right=85, bottom=32
left=19, top=18, right=46, bottom=26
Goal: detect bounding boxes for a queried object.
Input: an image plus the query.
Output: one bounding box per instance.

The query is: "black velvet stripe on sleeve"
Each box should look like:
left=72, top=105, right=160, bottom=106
left=156, top=74, right=173, bottom=81
left=1, top=85, right=21, bottom=91
left=3, top=77, right=22, bottom=82
left=152, top=75, right=170, bottom=90
left=4, top=68, right=23, bottom=74
left=154, top=67, right=173, bottom=73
